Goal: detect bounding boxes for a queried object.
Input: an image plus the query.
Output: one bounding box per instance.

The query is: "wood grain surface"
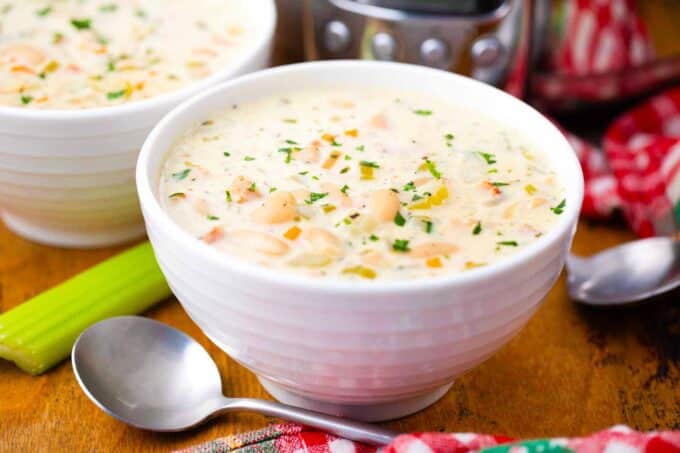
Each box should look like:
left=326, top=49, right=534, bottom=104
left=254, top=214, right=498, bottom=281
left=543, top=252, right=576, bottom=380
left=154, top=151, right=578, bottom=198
left=2, top=3, right=680, bottom=451
left=2, top=219, right=678, bottom=452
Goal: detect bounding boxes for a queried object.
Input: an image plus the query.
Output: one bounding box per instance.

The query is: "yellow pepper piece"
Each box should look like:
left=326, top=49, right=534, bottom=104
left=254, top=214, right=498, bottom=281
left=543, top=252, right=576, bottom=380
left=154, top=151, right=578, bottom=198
left=42, top=60, right=60, bottom=74
left=410, top=185, right=449, bottom=210
left=360, top=165, right=374, bottom=180
left=322, top=205, right=337, bottom=213
left=464, top=261, right=487, bottom=270
left=344, top=128, right=358, bottom=137
left=322, top=133, right=335, bottom=143
left=524, top=184, right=537, bottom=195
left=342, top=266, right=377, bottom=279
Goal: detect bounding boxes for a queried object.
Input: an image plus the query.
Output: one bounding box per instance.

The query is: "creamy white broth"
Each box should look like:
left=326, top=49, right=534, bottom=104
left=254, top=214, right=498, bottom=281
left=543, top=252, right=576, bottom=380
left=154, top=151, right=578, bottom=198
left=159, top=89, right=565, bottom=280
left=0, top=0, right=261, bottom=109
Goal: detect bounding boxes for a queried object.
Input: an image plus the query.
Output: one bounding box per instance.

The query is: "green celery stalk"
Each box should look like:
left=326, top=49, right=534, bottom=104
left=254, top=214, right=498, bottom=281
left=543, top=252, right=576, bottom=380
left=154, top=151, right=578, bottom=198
left=0, top=241, right=171, bottom=375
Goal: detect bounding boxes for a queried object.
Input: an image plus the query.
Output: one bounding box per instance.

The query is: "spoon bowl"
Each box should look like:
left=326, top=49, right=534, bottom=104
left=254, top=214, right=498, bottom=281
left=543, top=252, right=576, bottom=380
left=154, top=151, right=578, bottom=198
left=566, top=237, right=680, bottom=306
left=72, top=316, right=224, bottom=431
left=72, top=316, right=397, bottom=445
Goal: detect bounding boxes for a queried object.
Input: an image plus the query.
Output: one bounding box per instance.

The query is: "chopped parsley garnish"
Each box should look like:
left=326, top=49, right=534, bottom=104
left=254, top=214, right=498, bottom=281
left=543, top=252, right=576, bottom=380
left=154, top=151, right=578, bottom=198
left=472, top=222, right=482, bottom=235
left=340, top=166, right=350, bottom=174
left=248, top=182, right=257, bottom=192
left=478, top=152, right=497, bottom=165
left=491, top=181, right=509, bottom=187
left=106, top=89, right=126, bottom=100
left=278, top=147, right=294, bottom=163
left=172, top=169, right=191, bottom=180
left=487, top=169, right=498, bottom=174
left=99, top=4, right=118, bottom=12
left=225, top=190, right=232, bottom=202
left=356, top=145, right=365, bottom=152
left=369, top=234, right=379, bottom=242
left=269, top=187, right=277, bottom=193
left=207, top=215, right=219, bottom=221
left=340, top=184, right=350, bottom=195
left=414, top=109, right=432, bottom=116
left=412, top=194, right=424, bottom=201
left=244, top=156, right=255, bottom=161
left=551, top=199, right=566, bottom=215
left=223, top=151, right=230, bottom=157
left=135, top=8, right=147, bottom=18
left=70, top=18, right=92, bottom=30
left=359, top=160, right=380, bottom=168
left=36, top=6, right=52, bottom=17
left=344, top=155, right=352, bottom=160
left=424, top=220, right=433, bottom=234
left=331, top=139, right=342, bottom=147
left=392, top=239, right=411, bottom=252
left=305, top=192, right=328, bottom=205
left=403, top=181, right=416, bottom=191
left=168, top=192, right=185, bottom=199
left=285, top=139, right=298, bottom=145
left=51, top=32, right=64, bottom=44
left=445, top=133, right=454, bottom=141
left=298, top=171, right=309, bottom=176
left=394, top=211, right=406, bottom=227
left=497, top=240, right=518, bottom=247
left=107, top=60, right=116, bottom=72
left=424, top=159, right=441, bottom=179
left=95, top=32, right=109, bottom=45
left=20, top=95, right=33, bottom=105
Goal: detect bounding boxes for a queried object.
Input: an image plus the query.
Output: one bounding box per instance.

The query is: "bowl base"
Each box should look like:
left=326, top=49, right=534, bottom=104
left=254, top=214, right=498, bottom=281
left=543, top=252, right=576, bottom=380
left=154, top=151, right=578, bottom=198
left=2, top=211, right=146, bottom=248
left=258, top=377, right=452, bottom=422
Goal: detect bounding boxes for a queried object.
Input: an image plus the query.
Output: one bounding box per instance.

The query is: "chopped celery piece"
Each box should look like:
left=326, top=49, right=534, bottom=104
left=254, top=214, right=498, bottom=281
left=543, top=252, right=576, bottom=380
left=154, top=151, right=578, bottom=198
left=0, top=242, right=170, bottom=375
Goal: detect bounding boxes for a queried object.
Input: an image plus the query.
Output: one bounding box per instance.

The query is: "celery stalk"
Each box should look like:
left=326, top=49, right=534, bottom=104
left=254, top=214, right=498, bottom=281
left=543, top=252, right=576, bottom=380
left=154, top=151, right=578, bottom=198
left=0, top=241, right=171, bottom=375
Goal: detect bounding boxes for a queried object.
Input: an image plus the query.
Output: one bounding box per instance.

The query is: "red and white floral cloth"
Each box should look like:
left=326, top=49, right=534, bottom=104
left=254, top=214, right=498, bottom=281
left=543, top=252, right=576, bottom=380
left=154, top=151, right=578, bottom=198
left=179, top=423, right=680, bottom=453
left=540, top=0, right=680, bottom=236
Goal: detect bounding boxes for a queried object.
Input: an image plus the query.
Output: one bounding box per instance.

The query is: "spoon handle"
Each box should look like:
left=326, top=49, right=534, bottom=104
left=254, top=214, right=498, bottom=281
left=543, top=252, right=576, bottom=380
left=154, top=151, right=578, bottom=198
left=224, top=398, right=398, bottom=445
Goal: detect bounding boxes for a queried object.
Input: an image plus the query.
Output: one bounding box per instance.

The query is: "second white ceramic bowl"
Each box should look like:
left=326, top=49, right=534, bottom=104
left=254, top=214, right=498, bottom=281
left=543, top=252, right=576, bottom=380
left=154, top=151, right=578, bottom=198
left=137, top=61, right=584, bottom=421
left=0, top=2, right=275, bottom=248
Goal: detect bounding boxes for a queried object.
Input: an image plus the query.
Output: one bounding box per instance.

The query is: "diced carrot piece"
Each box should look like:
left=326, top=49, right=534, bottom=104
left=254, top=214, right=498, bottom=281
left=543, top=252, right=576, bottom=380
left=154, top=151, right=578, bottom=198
left=481, top=181, right=501, bottom=195
left=425, top=257, right=442, bottom=268
left=202, top=227, right=224, bottom=244
left=322, top=151, right=342, bottom=169
left=283, top=226, right=302, bottom=241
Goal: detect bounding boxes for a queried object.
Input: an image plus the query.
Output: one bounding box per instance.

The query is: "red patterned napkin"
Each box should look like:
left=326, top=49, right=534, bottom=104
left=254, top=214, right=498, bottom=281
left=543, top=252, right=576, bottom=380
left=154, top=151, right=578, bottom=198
left=540, top=0, right=680, bottom=236
left=567, top=88, right=680, bottom=236
left=177, top=423, right=680, bottom=453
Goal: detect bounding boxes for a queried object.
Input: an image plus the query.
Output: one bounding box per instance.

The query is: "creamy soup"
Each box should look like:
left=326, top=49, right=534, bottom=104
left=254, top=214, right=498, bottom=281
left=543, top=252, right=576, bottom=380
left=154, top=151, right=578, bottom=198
left=159, top=89, right=566, bottom=280
left=0, top=0, right=261, bottom=109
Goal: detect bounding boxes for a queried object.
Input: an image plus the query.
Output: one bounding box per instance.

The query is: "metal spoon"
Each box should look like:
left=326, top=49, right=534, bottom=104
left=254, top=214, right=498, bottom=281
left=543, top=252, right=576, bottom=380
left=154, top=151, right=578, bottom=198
left=566, top=237, right=680, bottom=306
left=71, top=316, right=398, bottom=445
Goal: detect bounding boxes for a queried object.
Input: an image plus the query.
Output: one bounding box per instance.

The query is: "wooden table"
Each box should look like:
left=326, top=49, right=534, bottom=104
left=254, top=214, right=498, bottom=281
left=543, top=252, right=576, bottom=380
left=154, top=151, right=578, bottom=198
left=3, top=3, right=680, bottom=448
left=2, top=218, right=678, bottom=452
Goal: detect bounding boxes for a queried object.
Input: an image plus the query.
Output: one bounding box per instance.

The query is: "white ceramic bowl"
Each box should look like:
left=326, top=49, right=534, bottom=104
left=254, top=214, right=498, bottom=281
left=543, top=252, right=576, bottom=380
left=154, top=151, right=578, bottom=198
left=137, top=61, right=584, bottom=421
left=0, top=2, right=276, bottom=248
